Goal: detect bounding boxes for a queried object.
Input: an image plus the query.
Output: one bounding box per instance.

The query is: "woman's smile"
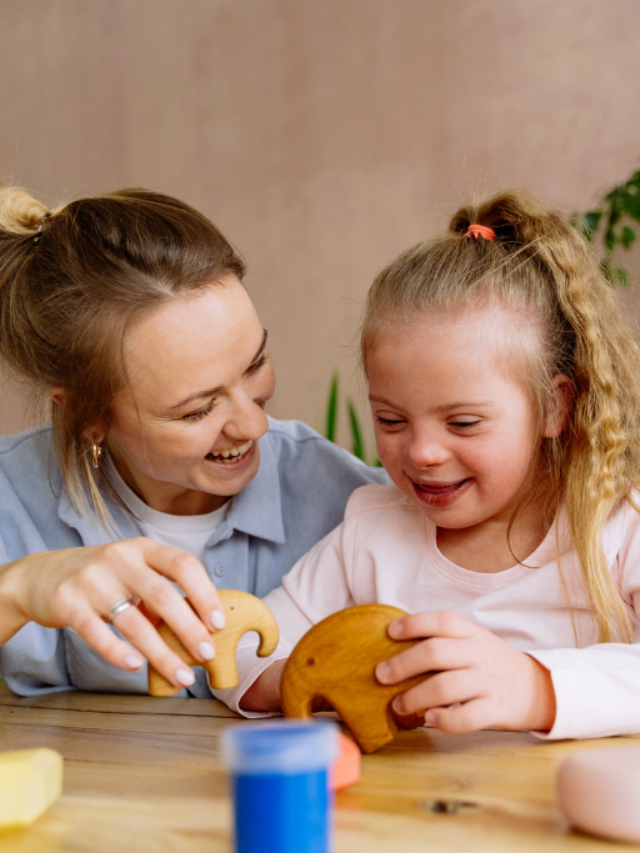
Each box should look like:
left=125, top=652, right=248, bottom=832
left=206, top=439, right=255, bottom=466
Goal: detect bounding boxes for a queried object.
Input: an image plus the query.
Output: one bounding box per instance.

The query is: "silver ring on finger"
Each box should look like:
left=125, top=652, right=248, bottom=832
left=108, top=598, right=135, bottom=622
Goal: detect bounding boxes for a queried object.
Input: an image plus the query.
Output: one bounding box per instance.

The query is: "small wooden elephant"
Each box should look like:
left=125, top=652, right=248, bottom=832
left=281, top=604, right=424, bottom=753
left=148, top=589, right=279, bottom=696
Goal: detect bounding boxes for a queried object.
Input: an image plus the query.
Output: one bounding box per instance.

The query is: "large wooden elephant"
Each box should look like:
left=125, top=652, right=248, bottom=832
left=148, top=589, right=279, bottom=696
left=281, top=604, right=424, bottom=753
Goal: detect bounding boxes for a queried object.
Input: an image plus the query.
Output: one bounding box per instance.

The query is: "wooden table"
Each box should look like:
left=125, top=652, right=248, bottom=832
left=0, top=684, right=638, bottom=852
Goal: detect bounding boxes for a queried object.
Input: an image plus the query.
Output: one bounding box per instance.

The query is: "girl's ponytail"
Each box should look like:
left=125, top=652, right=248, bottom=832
left=363, top=189, right=640, bottom=643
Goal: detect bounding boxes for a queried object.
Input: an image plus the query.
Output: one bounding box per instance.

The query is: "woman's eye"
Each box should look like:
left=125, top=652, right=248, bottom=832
left=182, top=401, right=215, bottom=422
left=246, top=354, right=268, bottom=374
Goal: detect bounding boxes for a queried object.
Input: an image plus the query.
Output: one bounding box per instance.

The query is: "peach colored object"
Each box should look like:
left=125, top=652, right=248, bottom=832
left=330, top=733, right=361, bottom=791
left=557, top=745, right=640, bottom=843
left=464, top=223, right=495, bottom=241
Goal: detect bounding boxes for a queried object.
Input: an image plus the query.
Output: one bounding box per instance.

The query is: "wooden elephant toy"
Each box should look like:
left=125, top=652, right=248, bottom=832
left=148, top=589, right=279, bottom=696
left=281, top=604, right=424, bottom=753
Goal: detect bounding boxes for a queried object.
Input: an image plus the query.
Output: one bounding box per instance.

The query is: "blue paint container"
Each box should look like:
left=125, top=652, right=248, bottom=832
left=222, top=721, right=339, bottom=853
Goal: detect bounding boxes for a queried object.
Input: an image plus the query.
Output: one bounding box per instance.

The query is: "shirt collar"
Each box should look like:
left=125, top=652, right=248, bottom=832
left=58, top=430, right=286, bottom=546
left=223, top=431, right=285, bottom=544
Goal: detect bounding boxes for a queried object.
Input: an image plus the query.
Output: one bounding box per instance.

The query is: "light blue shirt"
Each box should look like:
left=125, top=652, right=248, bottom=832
left=0, top=417, right=388, bottom=696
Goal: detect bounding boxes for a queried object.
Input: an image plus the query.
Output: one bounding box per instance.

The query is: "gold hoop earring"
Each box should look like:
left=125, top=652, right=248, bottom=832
left=91, top=442, right=103, bottom=469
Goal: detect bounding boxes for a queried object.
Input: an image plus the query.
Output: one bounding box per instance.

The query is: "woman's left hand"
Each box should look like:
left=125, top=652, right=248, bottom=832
left=375, top=610, right=556, bottom=734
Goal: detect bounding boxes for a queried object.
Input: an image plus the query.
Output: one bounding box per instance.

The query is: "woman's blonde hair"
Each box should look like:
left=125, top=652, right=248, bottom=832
left=361, top=190, right=640, bottom=643
left=0, top=186, right=245, bottom=526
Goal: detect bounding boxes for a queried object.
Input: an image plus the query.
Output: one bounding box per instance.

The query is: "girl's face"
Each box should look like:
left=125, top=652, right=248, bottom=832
left=104, top=275, right=275, bottom=515
left=367, top=308, right=561, bottom=535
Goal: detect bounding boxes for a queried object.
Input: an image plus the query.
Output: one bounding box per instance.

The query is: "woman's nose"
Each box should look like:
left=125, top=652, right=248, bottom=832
left=225, top=392, right=269, bottom=441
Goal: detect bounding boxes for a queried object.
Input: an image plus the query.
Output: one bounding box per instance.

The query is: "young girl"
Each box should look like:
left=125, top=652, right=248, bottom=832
left=215, top=190, right=640, bottom=740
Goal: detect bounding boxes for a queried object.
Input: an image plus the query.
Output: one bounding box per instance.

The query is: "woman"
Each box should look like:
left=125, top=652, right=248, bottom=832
left=0, top=187, right=386, bottom=697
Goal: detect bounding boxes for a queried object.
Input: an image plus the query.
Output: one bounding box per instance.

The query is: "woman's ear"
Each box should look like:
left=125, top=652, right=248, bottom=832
left=50, top=388, right=106, bottom=445
left=49, top=386, right=67, bottom=408
left=543, top=375, right=574, bottom=439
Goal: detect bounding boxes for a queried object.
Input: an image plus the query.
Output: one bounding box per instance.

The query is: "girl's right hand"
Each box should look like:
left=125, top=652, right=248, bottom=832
left=0, top=537, right=225, bottom=690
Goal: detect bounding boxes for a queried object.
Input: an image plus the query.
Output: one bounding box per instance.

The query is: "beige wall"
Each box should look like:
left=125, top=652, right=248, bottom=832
left=1, top=0, right=639, bottom=449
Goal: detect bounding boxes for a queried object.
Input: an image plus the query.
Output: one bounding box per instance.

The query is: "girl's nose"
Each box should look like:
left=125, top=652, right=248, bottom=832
left=406, top=437, right=450, bottom=468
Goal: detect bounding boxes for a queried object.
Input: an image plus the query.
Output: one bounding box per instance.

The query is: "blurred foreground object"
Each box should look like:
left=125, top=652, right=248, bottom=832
left=0, top=748, right=63, bottom=828
left=558, top=745, right=640, bottom=842
left=222, top=721, right=338, bottom=853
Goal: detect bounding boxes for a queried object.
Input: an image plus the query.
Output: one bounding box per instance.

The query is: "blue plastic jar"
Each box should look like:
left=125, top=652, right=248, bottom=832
left=222, top=721, right=339, bottom=853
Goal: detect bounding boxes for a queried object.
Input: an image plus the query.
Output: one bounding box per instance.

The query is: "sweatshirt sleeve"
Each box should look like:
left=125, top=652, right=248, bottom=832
left=528, top=501, right=640, bottom=740
left=210, top=506, right=358, bottom=715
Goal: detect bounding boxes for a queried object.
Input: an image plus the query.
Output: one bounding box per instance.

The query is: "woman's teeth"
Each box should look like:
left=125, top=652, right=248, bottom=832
left=209, top=440, right=253, bottom=462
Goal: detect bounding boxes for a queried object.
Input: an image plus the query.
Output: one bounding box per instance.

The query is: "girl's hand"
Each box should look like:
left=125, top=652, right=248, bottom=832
left=240, top=658, right=287, bottom=712
left=0, top=538, right=225, bottom=690
left=375, top=611, right=556, bottom=734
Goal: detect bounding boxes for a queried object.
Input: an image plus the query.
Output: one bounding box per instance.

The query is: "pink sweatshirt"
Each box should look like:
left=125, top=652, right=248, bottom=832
left=216, top=484, right=640, bottom=739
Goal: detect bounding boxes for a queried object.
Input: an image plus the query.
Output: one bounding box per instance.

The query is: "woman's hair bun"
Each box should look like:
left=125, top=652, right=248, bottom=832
left=0, top=186, right=52, bottom=235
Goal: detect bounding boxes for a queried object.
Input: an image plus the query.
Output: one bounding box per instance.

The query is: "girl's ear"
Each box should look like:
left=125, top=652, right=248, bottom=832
left=543, top=375, right=574, bottom=439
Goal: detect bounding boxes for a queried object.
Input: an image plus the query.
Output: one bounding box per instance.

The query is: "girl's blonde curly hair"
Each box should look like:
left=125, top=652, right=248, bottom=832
left=361, top=190, right=640, bottom=644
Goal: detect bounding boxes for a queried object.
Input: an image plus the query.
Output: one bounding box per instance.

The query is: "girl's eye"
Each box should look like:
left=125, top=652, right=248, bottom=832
left=376, top=415, right=405, bottom=426
left=450, top=420, right=480, bottom=430
left=182, top=401, right=215, bottom=422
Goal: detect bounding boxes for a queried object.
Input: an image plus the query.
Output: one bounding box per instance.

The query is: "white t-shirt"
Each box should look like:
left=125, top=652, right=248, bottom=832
left=109, top=465, right=230, bottom=564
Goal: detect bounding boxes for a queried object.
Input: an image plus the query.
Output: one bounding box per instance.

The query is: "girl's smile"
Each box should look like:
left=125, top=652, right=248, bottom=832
left=367, top=306, right=567, bottom=571
left=411, top=476, right=473, bottom=507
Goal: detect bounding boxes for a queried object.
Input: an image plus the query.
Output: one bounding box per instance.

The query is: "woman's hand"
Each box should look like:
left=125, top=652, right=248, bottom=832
left=375, top=611, right=556, bottom=734
left=0, top=537, right=225, bottom=690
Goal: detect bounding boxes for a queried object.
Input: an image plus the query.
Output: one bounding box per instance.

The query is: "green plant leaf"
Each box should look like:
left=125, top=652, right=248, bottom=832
left=604, top=227, right=616, bottom=253
left=325, top=372, right=339, bottom=443
left=583, top=210, right=603, bottom=234
left=624, top=192, right=640, bottom=221
left=614, top=266, right=630, bottom=287
left=347, top=400, right=366, bottom=462
left=621, top=226, right=637, bottom=249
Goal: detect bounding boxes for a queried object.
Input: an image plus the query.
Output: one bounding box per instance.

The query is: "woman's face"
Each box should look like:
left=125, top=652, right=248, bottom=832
left=105, top=275, right=275, bottom=515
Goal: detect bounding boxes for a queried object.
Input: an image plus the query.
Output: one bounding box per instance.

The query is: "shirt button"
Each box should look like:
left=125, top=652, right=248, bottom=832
left=214, top=565, right=225, bottom=578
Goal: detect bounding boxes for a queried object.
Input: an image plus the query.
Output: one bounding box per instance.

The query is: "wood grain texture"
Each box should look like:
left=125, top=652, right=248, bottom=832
left=0, top=685, right=637, bottom=852
left=281, top=604, right=425, bottom=753
left=148, top=589, right=279, bottom=696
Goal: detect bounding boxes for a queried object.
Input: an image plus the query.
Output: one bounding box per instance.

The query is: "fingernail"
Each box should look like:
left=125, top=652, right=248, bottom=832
left=376, top=662, right=390, bottom=683
left=198, top=641, right=216, bottom=661
left=124, top=654, right=143, bottom=670
left=388, top=620, right=403, bottom=639
left=211, top=609, right=226, bottom=630
left=425, top=711, right=437, bottom=726
left=175, top=667, right=195, bottom=687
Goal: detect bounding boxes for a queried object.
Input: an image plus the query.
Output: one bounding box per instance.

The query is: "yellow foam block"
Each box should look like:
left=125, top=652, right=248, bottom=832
left=0, top=749, right=63, bottom=828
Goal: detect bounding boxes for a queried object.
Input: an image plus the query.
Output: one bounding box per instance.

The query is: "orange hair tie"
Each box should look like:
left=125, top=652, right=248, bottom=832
left=464, top=224, right=495, bottom=241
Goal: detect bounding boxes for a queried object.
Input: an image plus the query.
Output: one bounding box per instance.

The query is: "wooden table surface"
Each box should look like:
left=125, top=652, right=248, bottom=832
left=0, top=684, right=638, bottom=852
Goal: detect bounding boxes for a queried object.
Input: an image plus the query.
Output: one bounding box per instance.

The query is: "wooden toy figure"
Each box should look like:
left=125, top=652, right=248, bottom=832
left=148, top=589, right=279, bottom=696
left=281, top=604, right=425, bottom=753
